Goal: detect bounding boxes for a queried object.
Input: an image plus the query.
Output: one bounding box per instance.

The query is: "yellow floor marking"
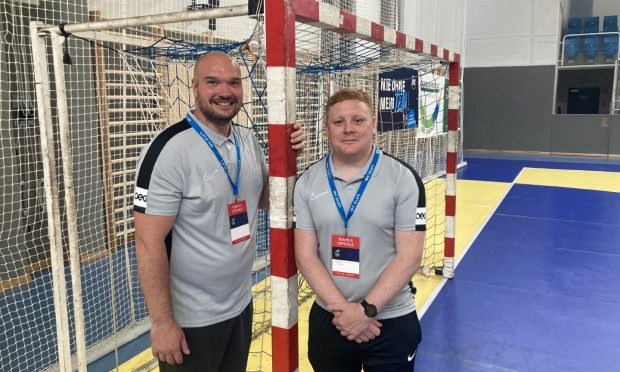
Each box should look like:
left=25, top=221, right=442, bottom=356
left=118, top=179, right=511, bottom=371
left=516, top=168, right=620, bottom=193
left=413, top=179, right=509, bottom=316
left=455, top=180, right=511, bottom=254
left=112, top=348, right=155, bottom=371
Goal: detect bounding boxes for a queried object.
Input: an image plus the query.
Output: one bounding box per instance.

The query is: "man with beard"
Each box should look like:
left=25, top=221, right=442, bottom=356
left=133, top=51, right=304, bottom=371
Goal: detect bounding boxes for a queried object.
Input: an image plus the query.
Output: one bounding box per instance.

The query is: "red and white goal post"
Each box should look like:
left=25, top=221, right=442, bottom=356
left=25, top=0, right=461, bottom=371
left=266, top=0, right=461, bottom=370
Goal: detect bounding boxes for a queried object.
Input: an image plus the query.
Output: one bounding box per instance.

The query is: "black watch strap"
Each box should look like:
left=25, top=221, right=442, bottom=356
left=361, top=299, right=377, bottom=317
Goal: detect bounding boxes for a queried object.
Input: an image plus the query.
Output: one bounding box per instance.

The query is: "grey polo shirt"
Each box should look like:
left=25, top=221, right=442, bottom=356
left=294, top=148, right=426, bottom=320
left=134, top=112, right=268, bottom=327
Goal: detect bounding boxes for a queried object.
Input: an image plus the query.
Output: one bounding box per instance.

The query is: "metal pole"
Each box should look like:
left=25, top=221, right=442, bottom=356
left=265, top=0, right=300, bottom=370
left=611, top=47, right=619, bottom=114
left=444, top=59, right=461, bottom=279
left=50, top=31, right=88, bottom=372
left=44, top=5, right=249, bottom=34
left=460, top=0, right=467, bottom=160
left=29, top=21, right=73, bottom=372
left=552, top=2, right=565, bottom=115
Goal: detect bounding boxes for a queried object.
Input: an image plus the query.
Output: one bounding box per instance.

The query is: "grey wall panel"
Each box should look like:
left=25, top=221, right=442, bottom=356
left=609, top=116, right=620, bottom=155
left=567, top=0, right=593, bottom=22
left=550, top=115, right=612, bottom=154
left=463, top=65, right=555, bottom=152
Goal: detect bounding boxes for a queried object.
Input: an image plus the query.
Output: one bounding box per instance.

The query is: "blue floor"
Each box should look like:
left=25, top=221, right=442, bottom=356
left=458, top=155, right=620, bottom=183
left=417, top=154, right=620, bottom=371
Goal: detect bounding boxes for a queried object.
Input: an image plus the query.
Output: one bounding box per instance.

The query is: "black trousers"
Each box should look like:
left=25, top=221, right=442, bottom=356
left=308, top=302, right=422, bottom=372
left=159, top=301, right=253, bottom=372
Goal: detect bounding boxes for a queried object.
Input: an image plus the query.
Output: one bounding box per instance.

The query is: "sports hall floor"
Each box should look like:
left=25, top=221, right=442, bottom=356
left=105, top=152, right=620, bottom=371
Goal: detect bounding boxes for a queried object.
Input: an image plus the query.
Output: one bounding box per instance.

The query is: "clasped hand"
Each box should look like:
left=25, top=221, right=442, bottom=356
left=328, top=302, right=382, bottom=343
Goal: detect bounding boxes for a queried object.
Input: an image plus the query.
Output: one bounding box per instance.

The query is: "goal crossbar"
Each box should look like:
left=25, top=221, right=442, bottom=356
left=292, top=0, right=460, bottom=64
left=42, top=4, right=251, bottom=35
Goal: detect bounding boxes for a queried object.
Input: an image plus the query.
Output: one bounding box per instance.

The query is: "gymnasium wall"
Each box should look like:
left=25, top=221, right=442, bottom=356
left=402, top=0, right=466, bottom=56
left=461, top=0, right=620, bottom=156
left=464, top=0, right=561, bottom=68
left=462, top=65, right=554, bottom=152
left=463, top=65, right=620, bottom=155
left=593, top=0, right=620, bottom=18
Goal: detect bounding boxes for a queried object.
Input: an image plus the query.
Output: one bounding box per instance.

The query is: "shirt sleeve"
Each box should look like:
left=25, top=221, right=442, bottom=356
left=134, top=142, right=183, bottom=216
left=394, top=164, right=426, bottom=231
left=248, top=128, right=268, bottom=194
left=293, top=171, right=316, bottom=231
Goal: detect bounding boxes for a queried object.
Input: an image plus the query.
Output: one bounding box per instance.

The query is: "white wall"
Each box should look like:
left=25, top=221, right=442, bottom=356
left=402, top=0, right=561, bottom=68
left=403, top=0, right=466, bottom=58
left=465, top=0, right=561, bottom=67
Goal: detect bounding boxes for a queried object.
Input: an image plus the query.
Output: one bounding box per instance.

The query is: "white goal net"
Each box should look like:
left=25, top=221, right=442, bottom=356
left=0, top=0, right=462, bottom=371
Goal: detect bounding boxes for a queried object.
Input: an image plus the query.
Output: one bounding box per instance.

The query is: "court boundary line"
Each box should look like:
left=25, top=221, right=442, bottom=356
left=418, top=170, right=523, bottom=318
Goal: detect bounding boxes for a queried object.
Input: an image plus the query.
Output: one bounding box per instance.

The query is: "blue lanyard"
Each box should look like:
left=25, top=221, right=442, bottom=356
left=325, top=147, right=380, bottom=234
left=186, top=114, right=241, bottom=199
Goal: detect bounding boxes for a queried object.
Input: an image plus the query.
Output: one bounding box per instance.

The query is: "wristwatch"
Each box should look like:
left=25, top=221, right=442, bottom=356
left=361, top=299, right=377, bottom=317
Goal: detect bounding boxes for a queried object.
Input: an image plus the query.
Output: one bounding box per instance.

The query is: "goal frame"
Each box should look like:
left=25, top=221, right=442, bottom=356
left=266, top=1, right=460, bottom=370
left=30, top=5, right=252, bottom=372
left=29, top=1, right=461, bottom=371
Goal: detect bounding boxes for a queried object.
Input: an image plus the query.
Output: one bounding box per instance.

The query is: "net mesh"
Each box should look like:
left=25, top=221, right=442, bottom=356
left=1, top=1, right=462, bottom=371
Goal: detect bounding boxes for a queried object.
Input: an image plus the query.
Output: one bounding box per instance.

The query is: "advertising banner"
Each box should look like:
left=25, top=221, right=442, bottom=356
left=377, top=67, right=418, bottom=132
left=417, top=73, right=447, bottom=138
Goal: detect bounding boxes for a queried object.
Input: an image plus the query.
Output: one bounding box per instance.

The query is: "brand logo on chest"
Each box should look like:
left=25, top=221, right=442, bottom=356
left=203, top=168, right=219, bottom=182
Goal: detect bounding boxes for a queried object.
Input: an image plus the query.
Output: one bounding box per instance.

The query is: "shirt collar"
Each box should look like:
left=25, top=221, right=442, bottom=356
left=329, top=145, right=381, bottom=182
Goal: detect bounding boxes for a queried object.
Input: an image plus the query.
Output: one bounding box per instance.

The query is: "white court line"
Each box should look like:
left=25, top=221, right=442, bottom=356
left=418, top=169, right=525, bottom=319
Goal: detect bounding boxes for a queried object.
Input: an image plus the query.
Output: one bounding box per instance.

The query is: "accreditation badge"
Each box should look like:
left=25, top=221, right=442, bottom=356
left=228, top=200, right=250, bottom=245
left=331, top=235, right=360, bottom=278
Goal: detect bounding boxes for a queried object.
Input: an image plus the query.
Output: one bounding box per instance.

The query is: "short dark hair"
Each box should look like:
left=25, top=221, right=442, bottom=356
left=324, top=88, right=373, bottom=121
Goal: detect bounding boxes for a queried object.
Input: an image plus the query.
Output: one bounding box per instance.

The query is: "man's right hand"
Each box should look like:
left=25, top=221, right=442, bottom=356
left=150, top=320, right=190, bottom=365
left=328, top=302, right=382, bottom=343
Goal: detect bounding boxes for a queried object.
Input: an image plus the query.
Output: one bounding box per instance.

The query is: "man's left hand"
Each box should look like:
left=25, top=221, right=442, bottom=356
left=290, top=123, right=305, bottom=151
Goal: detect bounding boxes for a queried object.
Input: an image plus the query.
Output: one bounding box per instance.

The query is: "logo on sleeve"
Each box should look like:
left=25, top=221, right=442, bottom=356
left=415, top=207, right=426, bottom=225
left=134, top=187, right=148, bottom=209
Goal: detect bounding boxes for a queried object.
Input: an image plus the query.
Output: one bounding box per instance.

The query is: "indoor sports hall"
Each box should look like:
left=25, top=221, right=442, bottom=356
left=0, top=0, right=618, bottom=371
